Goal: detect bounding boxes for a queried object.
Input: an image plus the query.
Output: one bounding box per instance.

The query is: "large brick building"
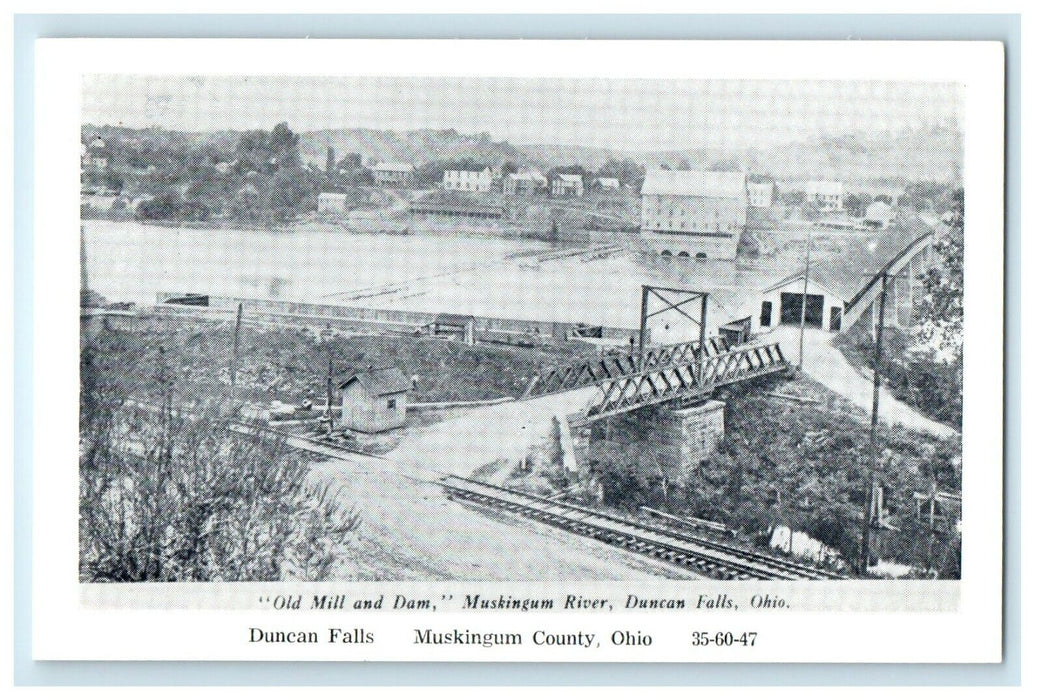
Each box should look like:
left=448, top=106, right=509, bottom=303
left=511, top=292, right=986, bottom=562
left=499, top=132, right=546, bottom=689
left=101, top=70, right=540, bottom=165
left=639, top=170, right=749, bottom=260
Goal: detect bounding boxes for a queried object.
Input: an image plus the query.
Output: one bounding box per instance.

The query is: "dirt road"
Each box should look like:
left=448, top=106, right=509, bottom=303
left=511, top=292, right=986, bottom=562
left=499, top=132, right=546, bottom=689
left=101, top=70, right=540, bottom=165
left=310, top=453, right=700, bottom=581
left=764, top=325, right=957, bottom=438
left=387, top=386, right=597, bottom=476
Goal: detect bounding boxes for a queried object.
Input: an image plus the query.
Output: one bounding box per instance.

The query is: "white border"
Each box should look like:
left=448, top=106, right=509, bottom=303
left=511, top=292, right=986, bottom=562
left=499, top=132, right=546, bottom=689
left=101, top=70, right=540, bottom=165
left=32, top=39, right=1005, bottom=663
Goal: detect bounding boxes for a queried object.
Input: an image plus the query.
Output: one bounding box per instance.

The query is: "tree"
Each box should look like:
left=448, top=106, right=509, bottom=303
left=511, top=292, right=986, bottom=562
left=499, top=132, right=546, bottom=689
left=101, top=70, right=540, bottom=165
left=915, top=188, right=964, bottom=358
left=501, top=160, right=520, bottom=177
left=843, top=193, right=869, bottom=217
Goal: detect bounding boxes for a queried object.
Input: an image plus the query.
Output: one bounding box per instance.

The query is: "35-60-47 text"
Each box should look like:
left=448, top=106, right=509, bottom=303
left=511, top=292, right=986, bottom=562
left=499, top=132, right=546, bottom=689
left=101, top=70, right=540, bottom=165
left=691, top=631, right=758, bottom=647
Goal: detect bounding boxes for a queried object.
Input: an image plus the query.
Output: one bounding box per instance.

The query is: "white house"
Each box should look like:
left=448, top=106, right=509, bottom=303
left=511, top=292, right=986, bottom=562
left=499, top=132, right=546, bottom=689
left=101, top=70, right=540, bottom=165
left=503, top=170, right=547, bottom=196
left=596, top=177, right=621, bottom=191
left=864, top=201, right=894, bottom=229
left=640, top=169, right=748, bottom=260
left=805, top=180, right=845, bottom=211
left=443, top=167, right=493, bottom=193
left=551, top=173, right=584, bottom=197
left=747, top=181, right=774, bottom=208
left=372, top=162, right=414, bottom=187
left=317, top=192, right=349, bottom=214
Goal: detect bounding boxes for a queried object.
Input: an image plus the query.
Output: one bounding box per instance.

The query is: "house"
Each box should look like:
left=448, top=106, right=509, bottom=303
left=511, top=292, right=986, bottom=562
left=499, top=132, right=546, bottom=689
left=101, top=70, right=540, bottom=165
left=338, top=366, right=410, bottom=433
left=317, top=192, right=349, bottom=215
left=864, top=201, right=894, bottom=229
left=443, top=167, right=493, bottom=193
left=805, top=180, right=845, bottom=211
left=551, top=173, right=584, bottom=198
left=639, top=169, right=748, bottom=260
left=502, top=171, right=548, bottom=196
left=747, top=181, right=774, bottom=208
left=595, top=177, right=620, bottom=191
left=429, top=313, right=476, bottom=345
left=372, top=162, right=414, bottom=187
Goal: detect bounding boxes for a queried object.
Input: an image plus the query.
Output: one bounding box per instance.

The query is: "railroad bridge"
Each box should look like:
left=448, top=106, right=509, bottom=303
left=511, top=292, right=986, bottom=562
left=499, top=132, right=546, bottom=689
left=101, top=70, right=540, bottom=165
left=523, top=287, right=791, bottom=485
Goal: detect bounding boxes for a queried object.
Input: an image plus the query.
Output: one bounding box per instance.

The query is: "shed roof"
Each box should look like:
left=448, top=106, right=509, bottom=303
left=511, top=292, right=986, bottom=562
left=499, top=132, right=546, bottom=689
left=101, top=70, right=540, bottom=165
left=597, top=177, right=620, bottom=188
left=507, top=171, right=547, bottom=185
left=338, top=367, right=410, bottom=396
left=641, top=170, right=747, bottom=198
left=763, top=225, right=933, bottom=303
left=435, top=312, right=476, bottom=325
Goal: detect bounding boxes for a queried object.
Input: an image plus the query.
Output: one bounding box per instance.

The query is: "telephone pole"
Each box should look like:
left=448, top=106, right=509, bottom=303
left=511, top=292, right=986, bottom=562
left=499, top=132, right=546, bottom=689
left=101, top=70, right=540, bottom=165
left=326, top=349, right=334, bottom=434
left=229, top=302, right=243, bottom=414
left=859, top=270, right=888, bottom=575
left=798, top=228, right=812, bottom=369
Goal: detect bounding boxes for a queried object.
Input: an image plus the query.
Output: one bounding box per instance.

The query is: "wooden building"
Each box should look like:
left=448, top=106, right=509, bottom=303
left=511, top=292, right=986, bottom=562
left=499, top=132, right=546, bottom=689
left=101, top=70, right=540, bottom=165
left=443, top=167, right=494, bottom=193
left=551, top=173, right=584, bottom=197
left=339, top=367, right=410, bottom=433
left=372, top=162, right=414, bottom=187
left=640, top=169, right=748, bottom=260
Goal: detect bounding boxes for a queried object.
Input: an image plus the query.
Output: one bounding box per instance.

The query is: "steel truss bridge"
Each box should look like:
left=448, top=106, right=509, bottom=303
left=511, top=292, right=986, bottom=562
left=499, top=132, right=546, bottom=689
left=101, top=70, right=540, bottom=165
left=523, top=335, right=731, bottom=399
left=578, top=341, right=788, bottom=424
left=524, top=286, right=789, bottom=424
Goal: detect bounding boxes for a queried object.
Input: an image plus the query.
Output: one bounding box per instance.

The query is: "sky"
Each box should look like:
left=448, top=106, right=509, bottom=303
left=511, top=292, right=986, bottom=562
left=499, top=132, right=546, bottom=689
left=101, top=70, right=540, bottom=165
left=82, top=75, right=963, bottom=152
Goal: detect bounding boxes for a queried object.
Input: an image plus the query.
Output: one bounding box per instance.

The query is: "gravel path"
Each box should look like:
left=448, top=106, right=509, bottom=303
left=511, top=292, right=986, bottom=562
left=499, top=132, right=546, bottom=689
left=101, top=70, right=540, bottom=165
left=764, top=325, right=957, bottom=438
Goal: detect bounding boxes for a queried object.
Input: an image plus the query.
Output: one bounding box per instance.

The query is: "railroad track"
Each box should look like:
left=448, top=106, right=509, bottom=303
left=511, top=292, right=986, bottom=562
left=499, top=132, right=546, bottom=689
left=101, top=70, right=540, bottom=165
left=440, top=475, right=846, bottom=581
left=232, top=421, right=387, bottom=461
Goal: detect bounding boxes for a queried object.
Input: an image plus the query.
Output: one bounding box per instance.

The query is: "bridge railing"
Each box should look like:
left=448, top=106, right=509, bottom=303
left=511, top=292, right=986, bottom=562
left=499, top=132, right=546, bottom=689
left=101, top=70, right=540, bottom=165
left=523, top=336, right=731, bottom=399
left=581, top=342, right=788, bottom=423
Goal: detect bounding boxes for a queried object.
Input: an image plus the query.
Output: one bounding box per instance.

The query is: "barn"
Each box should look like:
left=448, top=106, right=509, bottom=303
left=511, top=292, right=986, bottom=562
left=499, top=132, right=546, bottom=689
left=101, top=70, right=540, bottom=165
left=339, top=367, right=410, bottom=433
left=758, top=272, right=849, bottom=333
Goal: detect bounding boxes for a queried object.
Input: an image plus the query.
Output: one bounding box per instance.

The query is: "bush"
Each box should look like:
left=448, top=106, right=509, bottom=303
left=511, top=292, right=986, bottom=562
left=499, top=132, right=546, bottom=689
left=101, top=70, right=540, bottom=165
left=79, top=347, right=359, bottom=582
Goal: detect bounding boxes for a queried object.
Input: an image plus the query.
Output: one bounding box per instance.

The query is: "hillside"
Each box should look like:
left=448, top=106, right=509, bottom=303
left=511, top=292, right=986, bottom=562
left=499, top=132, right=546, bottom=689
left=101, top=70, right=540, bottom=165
left=82, top=122, right=961, bottom=188
left=299, top=128, right=525, bottom=168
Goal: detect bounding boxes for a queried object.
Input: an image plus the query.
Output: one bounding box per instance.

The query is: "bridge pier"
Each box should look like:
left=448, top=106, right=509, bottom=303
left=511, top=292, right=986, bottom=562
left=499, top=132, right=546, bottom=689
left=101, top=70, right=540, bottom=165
left=580, top=400, right=726, bottom=503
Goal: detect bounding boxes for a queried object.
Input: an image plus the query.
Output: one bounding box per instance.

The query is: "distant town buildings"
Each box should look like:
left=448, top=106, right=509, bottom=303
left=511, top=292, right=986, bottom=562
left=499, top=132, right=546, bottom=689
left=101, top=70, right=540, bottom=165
left=595, top=177, right=620, bottom=191
left=443, top=167, right=493, bottom=193
left=864, top=201, right=894, bottom=229
left=639, top=169, right=749, bottom=260
left=339, top=366, right=410, bottom=433
left=317, top=192, right=349, bottom=214
left=503, top=170, right=547, bottom=196
left=372, top=162, right=414, bottom=187
left=81, top=136, right=109, bottom=170
left=805, top=180, right=844, bottom=211
left=551, top=173, right=584, bottom=198
left=747, top=181, right=774, bottom=208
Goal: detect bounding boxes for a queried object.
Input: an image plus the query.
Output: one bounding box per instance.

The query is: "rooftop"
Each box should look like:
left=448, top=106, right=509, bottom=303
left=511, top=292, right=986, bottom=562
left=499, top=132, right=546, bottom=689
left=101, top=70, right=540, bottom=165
left=338, top=366, right=410, bottom=396
left=374, top=162, right=414, bottom=172
left=641, top=170, right=748, bottom=199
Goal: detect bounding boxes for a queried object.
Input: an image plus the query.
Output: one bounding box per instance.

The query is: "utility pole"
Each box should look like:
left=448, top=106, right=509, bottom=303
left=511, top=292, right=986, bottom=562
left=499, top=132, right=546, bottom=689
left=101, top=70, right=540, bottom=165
left=326, top=348, right=334, bottom=434
left=859, top=270, right=888, bottom=575
left=798, top=227, right=812, bottom=369
left=229, top=302, right=243, bottom=414
left=637, top=285, right=649, bottom=368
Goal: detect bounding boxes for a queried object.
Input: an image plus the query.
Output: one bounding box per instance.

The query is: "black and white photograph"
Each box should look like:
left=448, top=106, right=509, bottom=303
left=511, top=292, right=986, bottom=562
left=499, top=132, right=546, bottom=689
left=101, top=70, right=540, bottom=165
left=77, top=70, right=967, bottom=585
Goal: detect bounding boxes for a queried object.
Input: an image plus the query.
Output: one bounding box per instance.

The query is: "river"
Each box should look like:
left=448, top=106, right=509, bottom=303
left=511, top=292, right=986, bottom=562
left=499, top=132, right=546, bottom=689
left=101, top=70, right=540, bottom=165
left=83, top=220, right=796, bottom=338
